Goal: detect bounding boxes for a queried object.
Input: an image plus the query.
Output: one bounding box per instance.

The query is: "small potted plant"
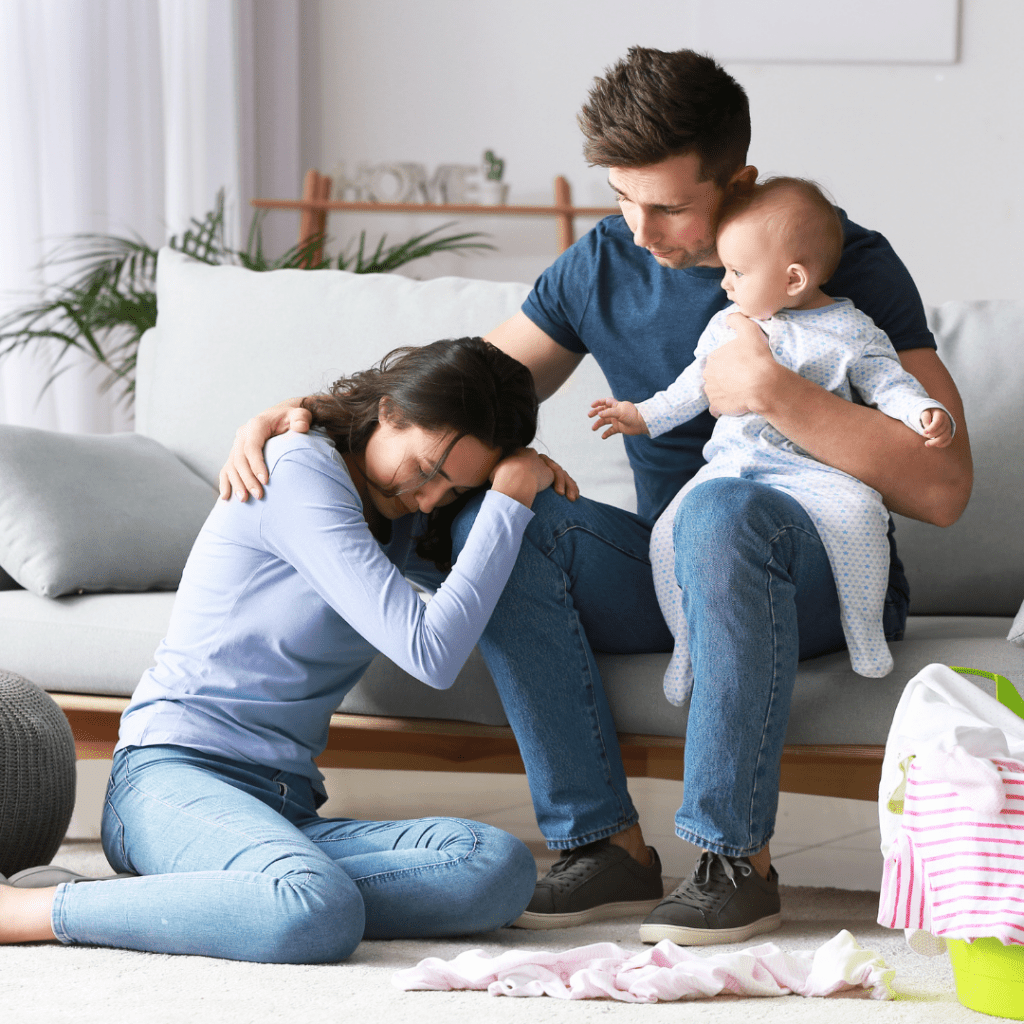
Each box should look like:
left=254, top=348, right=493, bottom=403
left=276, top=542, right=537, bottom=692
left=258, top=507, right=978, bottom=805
left=479, top=150, right=508, bottom=205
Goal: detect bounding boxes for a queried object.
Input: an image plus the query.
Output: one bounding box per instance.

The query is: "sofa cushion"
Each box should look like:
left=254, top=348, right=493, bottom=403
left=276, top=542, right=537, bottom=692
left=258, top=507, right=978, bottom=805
left=10, top=580, right=1021, bottom=748
left=137, top=248, right=637, bottom=512
left=0, top=589, right=175, bottom=694
left=893, top=301, right=1024, bottom=616
left=339, top=616, right=1024, bottom=747
left=1010, top=600, right=1024, bottom=648
left=139, top=250, right=532, bottom=486
left=0, top=426, right=216, bottom=597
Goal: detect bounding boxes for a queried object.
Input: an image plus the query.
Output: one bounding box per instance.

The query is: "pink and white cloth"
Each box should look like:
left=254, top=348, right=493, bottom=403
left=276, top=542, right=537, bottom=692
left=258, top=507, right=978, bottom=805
left=393, top=931, right=895, bottom=1002
left=877, top=664, right=1024, bottom=950
left=879, top=756, right=1024, bottom=944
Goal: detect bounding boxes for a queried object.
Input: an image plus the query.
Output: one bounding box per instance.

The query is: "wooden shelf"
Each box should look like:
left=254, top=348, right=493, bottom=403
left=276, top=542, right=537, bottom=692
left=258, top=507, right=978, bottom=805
left=251, top=170, right=619, bottom=263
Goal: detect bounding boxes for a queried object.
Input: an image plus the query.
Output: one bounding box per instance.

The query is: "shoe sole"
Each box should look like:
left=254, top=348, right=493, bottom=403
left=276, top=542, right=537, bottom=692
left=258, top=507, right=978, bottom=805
left=639, top=911, right=783, bottom=946
left=513, top=897, right=665, bottom=930
left=6, top=866, right=134, bottom=888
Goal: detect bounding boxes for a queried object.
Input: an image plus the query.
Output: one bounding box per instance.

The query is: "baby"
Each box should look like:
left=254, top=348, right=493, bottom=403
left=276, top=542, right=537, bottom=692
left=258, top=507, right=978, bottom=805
left=590, top=176, right=954, bottom=706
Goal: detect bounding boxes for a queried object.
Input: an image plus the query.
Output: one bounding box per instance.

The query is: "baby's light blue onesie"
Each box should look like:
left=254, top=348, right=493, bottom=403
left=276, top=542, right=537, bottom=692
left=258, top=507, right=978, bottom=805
left=640, top=299, right=954, bottom=706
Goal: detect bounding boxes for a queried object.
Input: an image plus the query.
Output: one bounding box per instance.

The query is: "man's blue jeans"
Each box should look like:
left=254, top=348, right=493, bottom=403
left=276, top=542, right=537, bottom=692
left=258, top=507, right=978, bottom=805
left=50, top=745, right=536, bottom=962
left=454, top=477, right=907, bottom=858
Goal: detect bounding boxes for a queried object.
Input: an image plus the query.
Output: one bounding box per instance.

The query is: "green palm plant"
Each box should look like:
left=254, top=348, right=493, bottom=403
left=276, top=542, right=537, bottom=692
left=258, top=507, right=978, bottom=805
left=0, top=193, right=494, bottom=403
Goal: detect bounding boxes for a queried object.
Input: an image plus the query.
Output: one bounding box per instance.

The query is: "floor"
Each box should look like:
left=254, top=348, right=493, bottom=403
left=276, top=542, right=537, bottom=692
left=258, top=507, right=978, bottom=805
left=69, top=761, right=885, bottom=891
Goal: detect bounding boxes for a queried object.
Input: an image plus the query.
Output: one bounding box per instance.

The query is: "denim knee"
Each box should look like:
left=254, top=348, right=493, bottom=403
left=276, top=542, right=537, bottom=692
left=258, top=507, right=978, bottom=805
left=461, top=830, right=537, bottom=932
left=257, top=864, right=366, bottom=964
left=673, top=478, right=805, bottom=584
left=674, top=479, right=750, bottom=587
left=455, top=487, right=565, bottom=556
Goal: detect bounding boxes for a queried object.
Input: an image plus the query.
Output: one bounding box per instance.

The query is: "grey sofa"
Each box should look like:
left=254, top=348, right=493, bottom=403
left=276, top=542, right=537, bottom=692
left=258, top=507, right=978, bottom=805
left=1, top=249, right=1022, bottom=800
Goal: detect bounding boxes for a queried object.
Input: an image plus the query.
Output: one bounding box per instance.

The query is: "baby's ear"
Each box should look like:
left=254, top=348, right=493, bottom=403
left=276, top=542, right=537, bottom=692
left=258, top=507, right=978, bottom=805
left=786, top=263, right=810, bottom=297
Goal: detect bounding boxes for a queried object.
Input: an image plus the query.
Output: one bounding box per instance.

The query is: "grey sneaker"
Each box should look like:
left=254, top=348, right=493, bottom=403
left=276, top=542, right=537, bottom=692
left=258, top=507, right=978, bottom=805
left=513, top=839, right=664, bottom=929
left=639, top=851, right=782, bottom=945
left=6, top=865, right=135, bottom=888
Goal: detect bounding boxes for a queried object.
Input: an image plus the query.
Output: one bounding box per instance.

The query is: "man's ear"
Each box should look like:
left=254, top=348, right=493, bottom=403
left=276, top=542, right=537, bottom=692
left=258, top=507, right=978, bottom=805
left=787, top=263, right=810, bottom=296
left=726, top=164, right=758, bottom=196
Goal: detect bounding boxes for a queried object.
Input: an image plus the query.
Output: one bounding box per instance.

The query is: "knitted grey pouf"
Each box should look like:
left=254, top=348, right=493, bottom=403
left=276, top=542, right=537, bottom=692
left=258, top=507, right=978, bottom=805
left=0, top=670, right=77, bottom=877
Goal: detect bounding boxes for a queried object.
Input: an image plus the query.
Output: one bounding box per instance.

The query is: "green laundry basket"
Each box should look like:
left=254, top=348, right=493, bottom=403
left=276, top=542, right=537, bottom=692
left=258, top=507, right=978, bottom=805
left=948, top=937, right=1024, bottom=1019
left=946, top=667, right=1024, bottom=1019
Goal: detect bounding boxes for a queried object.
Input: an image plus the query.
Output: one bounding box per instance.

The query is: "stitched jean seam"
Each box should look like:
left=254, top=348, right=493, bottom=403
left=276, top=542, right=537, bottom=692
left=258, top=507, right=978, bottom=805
left=749, top=522, right=820, bottom=851
left=678, top=519, right=823, bottom=855
left=545, top=521, right=652, bottom=569
left=545, top=524, right=638, bottom=836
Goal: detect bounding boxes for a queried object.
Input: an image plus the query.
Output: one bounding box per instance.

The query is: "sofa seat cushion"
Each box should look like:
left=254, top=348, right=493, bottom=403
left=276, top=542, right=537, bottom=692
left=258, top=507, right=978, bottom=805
left=9, top=584, right=1021, bottom=751
left=782, top=616, right=1024, bottom=745
left=339, top=615, right=1024, bottom=747
left=1010, top=599, right=1024, bottom=648
left=0, top=590, right=175, bottom=695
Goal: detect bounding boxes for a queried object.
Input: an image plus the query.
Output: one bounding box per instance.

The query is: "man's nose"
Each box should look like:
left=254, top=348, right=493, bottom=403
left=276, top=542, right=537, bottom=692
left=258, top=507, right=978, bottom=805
left=631, top=209, right=658, bottom=248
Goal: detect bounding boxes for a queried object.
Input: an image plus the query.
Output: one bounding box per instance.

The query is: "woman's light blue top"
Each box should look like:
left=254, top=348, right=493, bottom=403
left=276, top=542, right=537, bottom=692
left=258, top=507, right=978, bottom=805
left=118, top=431, right=533, bottom=797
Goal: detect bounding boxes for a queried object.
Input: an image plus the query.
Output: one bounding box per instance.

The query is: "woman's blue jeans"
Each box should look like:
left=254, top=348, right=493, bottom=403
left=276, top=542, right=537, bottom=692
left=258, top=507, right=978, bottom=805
left=50, top=745, right=536, bottom=963
left=454, top=477, right=907, bottom=859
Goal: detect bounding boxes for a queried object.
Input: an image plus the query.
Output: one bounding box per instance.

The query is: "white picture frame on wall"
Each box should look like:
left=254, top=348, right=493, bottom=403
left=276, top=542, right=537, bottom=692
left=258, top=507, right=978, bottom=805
left=693, top=0, right=960, bottom=64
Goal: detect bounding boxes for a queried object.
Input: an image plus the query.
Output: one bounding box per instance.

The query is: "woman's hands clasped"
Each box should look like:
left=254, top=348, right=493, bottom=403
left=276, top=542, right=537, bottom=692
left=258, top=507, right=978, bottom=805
left=489, top=448, right=579, bottom=510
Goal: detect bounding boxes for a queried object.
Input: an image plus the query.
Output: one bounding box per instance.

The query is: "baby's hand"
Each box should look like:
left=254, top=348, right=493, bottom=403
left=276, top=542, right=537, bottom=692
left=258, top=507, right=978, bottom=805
left=588, top=398, right=649, bottom=438
left=920, top=407, right=953, bottom=448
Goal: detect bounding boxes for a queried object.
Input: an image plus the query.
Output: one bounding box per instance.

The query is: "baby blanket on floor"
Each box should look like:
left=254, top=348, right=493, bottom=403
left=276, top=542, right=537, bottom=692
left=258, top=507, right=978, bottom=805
left=392, top=930, right=895, bottom=1002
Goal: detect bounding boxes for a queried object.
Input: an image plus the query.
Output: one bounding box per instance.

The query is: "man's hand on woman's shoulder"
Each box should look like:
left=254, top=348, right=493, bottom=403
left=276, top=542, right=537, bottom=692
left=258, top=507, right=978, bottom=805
left=218, top=399, right=313, bottom=501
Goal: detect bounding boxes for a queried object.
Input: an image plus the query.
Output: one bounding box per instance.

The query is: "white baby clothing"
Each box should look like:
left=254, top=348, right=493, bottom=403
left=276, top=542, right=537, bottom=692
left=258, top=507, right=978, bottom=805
left=393, top=930, right=895, bottom=1002
left=640, top=299, right=953, bottom=706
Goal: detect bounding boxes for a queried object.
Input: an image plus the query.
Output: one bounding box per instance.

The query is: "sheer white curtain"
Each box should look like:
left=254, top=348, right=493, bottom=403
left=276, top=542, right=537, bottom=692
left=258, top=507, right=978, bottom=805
left=0, top=0, right=254, bottom=433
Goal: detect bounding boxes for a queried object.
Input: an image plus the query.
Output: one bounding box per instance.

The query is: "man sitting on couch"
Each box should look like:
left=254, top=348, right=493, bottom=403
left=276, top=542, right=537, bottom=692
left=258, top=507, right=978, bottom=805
left=222, top=47, right=972, bottom=945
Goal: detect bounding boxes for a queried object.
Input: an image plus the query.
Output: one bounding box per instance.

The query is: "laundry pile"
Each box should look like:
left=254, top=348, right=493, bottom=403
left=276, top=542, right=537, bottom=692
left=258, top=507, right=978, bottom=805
left=877, top=663, right=1024, bottom=952
left=393, top=930, right=894, bottom=1002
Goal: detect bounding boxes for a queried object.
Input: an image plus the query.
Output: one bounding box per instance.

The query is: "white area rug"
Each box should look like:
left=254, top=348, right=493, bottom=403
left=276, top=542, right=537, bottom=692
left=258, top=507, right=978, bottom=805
left=0, top=841, right=1002, bottom=1024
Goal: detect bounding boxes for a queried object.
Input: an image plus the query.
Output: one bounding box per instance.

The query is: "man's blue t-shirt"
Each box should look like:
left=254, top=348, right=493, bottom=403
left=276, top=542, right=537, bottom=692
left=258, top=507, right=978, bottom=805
left=523, top=211, right=935, bottom=524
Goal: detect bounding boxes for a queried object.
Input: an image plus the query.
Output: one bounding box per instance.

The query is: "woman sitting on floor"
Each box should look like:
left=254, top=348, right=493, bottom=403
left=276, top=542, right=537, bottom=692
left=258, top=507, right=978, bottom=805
left=0, top=337, right=558, bottom=963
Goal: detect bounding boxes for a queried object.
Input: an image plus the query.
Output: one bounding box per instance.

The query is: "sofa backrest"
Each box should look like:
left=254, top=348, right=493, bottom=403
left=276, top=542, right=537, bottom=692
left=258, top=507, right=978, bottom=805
left=892, top=300, right=1023, bottom=616
left=136, top=249, right=637, bottom=511
left=138, top=250, right=1022, bottom=616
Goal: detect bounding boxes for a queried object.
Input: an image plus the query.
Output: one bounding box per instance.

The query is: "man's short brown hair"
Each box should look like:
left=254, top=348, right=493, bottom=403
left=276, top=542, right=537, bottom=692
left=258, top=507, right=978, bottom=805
left=578, top=47, right=750, bottom=186
left=718, top=177, right=845, bottom=282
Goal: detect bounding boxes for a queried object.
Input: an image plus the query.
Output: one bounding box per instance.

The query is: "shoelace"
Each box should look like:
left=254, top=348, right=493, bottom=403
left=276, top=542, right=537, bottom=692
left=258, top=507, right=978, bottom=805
left=664, top=851, right=752, bottom=910
left=542, top=842, right=615, bottom=892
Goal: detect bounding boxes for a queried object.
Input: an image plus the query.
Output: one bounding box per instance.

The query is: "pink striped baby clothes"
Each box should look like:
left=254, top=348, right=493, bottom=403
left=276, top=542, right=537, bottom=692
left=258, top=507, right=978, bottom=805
left=878, top=757, right=1024, bottom=943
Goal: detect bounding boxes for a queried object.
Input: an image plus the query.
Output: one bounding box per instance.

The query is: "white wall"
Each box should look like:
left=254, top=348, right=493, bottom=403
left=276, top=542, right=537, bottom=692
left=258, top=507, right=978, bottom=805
left=310, top=0, right=1021, bottom=305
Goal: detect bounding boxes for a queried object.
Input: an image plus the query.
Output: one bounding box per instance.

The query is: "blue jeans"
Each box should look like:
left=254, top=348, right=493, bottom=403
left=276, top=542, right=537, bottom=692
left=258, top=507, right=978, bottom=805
left=454, top=478, right=907, bottom=858
left=50, top=745, right=536, bottom=963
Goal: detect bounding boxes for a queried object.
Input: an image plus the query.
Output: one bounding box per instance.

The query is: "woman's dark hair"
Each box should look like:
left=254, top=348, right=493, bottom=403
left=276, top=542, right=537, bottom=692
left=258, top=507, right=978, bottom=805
left=302, top=336, right=538, bottom=570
